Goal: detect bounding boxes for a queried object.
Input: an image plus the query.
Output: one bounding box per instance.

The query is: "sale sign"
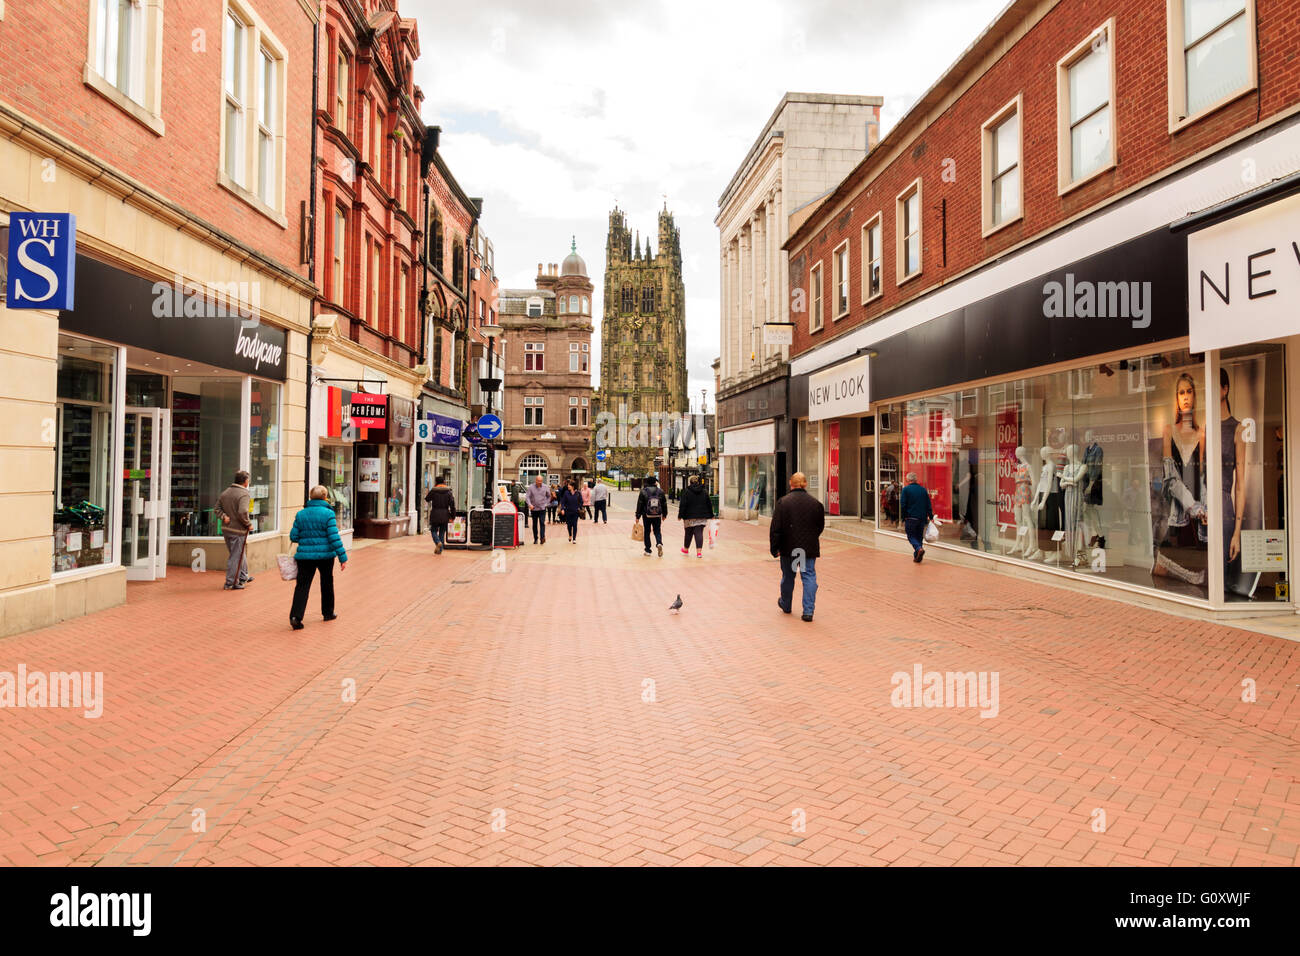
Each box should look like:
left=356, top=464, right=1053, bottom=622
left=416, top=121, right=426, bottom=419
left=827, top=422, right=841, bottom=516
left=996, top=404, right=1020, bottom=527
left=902, top=408, right=952, bottom=520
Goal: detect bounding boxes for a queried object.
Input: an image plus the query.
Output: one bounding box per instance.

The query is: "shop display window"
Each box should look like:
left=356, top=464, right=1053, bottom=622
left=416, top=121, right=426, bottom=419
left=54, top=335, right=116, bottom=573
left=319, top=444, right=353, bottom=531
left=249, top=379, right=280, bottom=533
left=385, top=445, right=408, bottom=519
left=171, top=378, right=242, bottom=537
left=876, top=347, right=1289, bottom=604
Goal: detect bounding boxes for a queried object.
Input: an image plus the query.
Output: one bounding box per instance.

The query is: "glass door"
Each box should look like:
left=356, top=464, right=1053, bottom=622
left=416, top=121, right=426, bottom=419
left=861, top=446, right=876, bottom=521
left=121, top=407, right=169, bottom=580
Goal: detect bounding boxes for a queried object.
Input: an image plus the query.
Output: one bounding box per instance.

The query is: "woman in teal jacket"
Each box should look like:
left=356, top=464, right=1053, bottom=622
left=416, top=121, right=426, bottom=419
left=288, top=485, right=349, bottom=629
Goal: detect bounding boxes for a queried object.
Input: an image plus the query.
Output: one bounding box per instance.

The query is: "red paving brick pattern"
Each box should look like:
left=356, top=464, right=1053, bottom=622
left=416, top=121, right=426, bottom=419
left=0, top=509, right=1298, bottom=866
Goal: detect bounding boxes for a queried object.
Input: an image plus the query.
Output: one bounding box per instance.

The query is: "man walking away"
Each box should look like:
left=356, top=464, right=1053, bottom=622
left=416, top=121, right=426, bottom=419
left=217, top=470, right=253, bottom=590
left=901, top=471, right=935, bottom=563
left=677, top=474, right=714, bottom=557
left=592, top=479, right=609, bottom=524
left=770, top=472, right=824, bottom=622
left=525, top=475, right=550, bottom=545
left=424, top=475, right=455, bottom=554
left=636, top=475, right=667, bottom=557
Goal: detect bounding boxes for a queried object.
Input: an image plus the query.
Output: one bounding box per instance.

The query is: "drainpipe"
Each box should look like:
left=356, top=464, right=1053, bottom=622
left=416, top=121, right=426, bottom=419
left=304, top=5, right=321, bottom=506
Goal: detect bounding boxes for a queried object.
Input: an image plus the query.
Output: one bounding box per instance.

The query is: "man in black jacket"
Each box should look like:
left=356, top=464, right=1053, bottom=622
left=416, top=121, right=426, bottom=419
left=424, top=476, right=455, bottom=554
left=769, top=472, right=825, bottom=622
left=635, top=475, right=668, bottom=557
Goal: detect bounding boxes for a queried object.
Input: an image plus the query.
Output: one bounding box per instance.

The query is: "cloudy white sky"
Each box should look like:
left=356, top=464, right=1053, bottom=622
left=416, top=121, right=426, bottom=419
left=409, top=0, right=1008, bottom=408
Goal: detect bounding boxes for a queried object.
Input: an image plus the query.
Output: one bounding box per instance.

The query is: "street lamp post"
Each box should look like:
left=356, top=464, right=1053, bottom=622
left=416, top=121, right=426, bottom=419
left=479, top=324, right=503, bottom=509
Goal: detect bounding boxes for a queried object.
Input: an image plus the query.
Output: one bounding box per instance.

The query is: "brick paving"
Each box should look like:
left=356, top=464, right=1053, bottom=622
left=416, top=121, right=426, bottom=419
left=0, top=504, right=1298, bottom=867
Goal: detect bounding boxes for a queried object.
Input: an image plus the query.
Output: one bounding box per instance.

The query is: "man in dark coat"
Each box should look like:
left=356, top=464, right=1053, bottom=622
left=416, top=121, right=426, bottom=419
left=900, top=471, right=935, bottom=563
left=424, top=476, right=455, bottom=554
left=770, top=472, right=825, bottom=622
left=635, top=475, right=668, bottom=557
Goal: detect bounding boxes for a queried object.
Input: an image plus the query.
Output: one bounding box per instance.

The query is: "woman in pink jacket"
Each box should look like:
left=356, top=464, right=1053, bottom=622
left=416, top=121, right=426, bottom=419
left=581, top=480, right=593, bottom=519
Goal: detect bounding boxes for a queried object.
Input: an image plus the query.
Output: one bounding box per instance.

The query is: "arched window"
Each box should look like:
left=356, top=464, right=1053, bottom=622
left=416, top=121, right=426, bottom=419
left=558, top=297, right=566, bottom=314
left=641, top=286, right=655, bottom=313
left=582, top=295, right=589, bottom=313
left=519, top=453, right=548, bottom=471
left=569, top=294, right=579, bottom=313
left=429, top=209, right=444, bottom=270
left=621, top=285, right=634, bottom=313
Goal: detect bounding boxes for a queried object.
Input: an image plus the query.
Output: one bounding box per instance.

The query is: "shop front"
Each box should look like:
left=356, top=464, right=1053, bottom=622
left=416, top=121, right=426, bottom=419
left=53, top=253, right=291, bottom=580
left=417, top=402, right=468, bottom=532
left=806, top=354, right=872, bottom=520
left=717, top=376, right=787, bottom=521
left=316, top=385, right=356, bottom=540
left=353, top=393, right=415, bottom=539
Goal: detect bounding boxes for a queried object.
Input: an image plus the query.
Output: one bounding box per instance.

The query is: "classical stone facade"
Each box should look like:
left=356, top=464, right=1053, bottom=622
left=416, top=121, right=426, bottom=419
left=498, top=245, right=595, bottom=484
left=595, top=205, right=687, bottom=477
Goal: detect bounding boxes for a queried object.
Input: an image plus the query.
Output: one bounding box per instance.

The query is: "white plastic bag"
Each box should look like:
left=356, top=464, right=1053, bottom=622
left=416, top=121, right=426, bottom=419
left=707, top=518, right=720, bottom=548
left=276, top=553, right=297, bottom=581
left=923, top=518, right=941, bottom=543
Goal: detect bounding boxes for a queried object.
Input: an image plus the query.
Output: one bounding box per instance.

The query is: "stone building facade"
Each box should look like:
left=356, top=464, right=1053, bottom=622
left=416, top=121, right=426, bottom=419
left=498, top=245, right=594, bottom=484
left=595, top=205, right=687, bottom=477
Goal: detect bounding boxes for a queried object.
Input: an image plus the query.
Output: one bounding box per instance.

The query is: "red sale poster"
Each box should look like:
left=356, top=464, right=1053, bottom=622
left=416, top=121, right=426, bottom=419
left=995, top=404, right=1020, bottom=527
left=827, top=422, right=841, bottom=515
left=903, top=409, right=952, bottom=520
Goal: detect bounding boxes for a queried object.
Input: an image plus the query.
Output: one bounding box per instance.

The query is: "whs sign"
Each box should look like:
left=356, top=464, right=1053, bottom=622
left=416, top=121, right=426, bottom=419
left=5, top=213, right=77, bottom=310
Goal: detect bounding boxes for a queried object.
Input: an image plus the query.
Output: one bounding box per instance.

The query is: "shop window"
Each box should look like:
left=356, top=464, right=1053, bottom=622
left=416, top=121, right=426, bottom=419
left=248, top=379, right=279, bottom=533
left=170, top=378, right=243, bottom=537
left=1169, top=0, right=1255, bottom=130
left=385, top=445, right=407, bottom=519
left=318, top=444, right=353, bottom=531
left=982, top=95, right=1022, bottom=234
left=1058, top=20, right=1116, bottom=192
left=54, top=336, right=117, bottom=573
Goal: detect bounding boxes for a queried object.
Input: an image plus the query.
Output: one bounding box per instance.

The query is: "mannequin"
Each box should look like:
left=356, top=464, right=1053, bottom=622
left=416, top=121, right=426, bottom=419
left=1030, top=445, right=1057, bottom=561
left=1058, top=444, right=1088, bottom=565
left=1220, top=366, right=1255, bottom=598
left=1082, top=429, right=1104, bottom=549
left=1009, top=446, right=1038, bottom=559
left=1152, top=372, right=1208, bottom=588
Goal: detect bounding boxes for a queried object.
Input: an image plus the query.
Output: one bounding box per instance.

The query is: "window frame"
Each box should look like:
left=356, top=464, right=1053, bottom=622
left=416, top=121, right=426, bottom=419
left=832, top=240, right=851, bottom=320
left=809, top=260, right=824, bottom=333
left=861, top=213, right=883, bottom=305
left=524, top=396, right=544, bottom=427
left=83, top=0, right=165, bottom=135
left=331, top=204, right=347, bottom=304
left=1166, top=0, right=1257, bottom=133
left=895, top=178, right=923, bottom=285
left=981, top=94, right=1024, bottom=237
left=1056, top=19, right=1118, bottom=196
left=335, top=43, right=349, bottom=136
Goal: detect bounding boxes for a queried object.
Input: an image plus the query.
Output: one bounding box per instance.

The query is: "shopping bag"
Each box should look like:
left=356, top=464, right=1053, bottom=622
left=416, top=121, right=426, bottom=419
left=707, top=518, right=720, bottom=548
left=276, top=553, right=298, bottom=581
left=631, top=521, right=643, bottom=541
left=923, top=518, right=941, bottom=543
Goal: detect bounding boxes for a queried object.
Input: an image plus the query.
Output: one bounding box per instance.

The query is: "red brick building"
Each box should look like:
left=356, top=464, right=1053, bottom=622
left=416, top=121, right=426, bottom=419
left=783, top=0, right=1300, bottom=617
left=0, top=0, right=317, bottom=632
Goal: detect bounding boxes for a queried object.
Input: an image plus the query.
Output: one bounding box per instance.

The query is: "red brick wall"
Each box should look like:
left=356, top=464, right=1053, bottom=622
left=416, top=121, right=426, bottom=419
left=788, top=0, right=1300, bottom=359
left=0, top=0, right=314, bottom=280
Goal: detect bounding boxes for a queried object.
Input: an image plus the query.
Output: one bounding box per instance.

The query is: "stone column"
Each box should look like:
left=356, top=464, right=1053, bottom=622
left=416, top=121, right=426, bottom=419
left=766, top=197, right=777, bottom=361
left=738, top=226, right=751, bottom=371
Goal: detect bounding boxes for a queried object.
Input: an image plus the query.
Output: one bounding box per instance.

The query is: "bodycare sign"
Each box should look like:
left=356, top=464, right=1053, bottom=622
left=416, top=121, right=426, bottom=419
left=808, top=355, right=870, bottom=422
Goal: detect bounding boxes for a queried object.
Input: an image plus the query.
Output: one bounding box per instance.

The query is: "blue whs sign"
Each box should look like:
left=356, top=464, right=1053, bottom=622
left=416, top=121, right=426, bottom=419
left=6, top=213, right=77, bottom=310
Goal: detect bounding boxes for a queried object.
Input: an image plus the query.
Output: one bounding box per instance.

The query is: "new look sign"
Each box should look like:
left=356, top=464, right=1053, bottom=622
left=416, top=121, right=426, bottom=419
left=5, top=213, right=76, bottom=310
left=808, top=354, right=870, bottom=422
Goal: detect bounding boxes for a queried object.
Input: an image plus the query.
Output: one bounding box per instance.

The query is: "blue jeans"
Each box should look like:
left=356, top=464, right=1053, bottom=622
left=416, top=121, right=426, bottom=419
left=779, top=553, right=817, bottom=616
left=904, top=516, right=926, bottom=552
left=430, top=523, right=446, bottom=546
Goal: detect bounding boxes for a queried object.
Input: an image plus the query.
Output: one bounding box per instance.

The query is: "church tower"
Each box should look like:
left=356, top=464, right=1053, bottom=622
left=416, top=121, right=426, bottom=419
left=596, top=204, right=688, bottom=476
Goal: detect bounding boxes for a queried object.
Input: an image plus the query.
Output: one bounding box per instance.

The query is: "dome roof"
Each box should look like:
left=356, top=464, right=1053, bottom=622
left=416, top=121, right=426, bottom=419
left=560, top=236, right=587, bottom=277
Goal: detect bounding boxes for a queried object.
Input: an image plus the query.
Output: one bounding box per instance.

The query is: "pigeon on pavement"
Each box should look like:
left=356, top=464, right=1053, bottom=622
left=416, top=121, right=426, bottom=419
left=669, top=594, right=683, bottom=613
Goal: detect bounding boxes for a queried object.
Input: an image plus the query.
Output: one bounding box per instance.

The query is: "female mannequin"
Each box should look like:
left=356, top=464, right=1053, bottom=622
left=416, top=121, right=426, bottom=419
left=1221, top=366, right=1254, bottom=597
left=1030, top=445, right=1056, bottom=561
left=1152, top=372, right=1208, bottom=587
left=1010, top=445, right=1038, bottom=559
left=1059, top=444, right=1088, bottom=565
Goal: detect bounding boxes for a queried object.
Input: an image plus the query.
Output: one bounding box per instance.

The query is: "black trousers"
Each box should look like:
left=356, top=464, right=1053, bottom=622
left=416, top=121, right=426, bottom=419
left=291, top=558, right=335, bottom=621
left=565, top=513, right=580, bottom=539
left=594, top=501, right=608, bottom=523
left=530, top=509, right=547, bottom=542
left=642, top=517, right=663, bottom=551
left=684, top=525, right=704, bottom=550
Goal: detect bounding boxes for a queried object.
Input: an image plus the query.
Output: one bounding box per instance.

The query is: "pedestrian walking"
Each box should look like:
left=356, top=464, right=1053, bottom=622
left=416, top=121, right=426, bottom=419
left=677, top=474, right=714, bottom=557
left=525, top=475, right=551, bottom=545
left=581, top=480, right=593, bottom=519
left=770, top=472, right=825, bottom=622
left=216, top=469, right=254, bottom=590
left=591, top=479, right=609, bottom=523
left=547, top=483, right=560, bottom=524
left=636, top=475, right=668, bottom=557
left=288, top=485, right=349, bottom=630
left=900, top=471, right=935, bottom=563
left=423, top=475, right=454, bottom=554
left=558, top=478, right=584, bottom=543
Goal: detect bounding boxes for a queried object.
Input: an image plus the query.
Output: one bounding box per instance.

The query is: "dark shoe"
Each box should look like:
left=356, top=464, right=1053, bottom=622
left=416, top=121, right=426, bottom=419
left=323, top=614, right=338, bottom=622
left=435, top=543, right=443, bottom=554
left=242, top=575, right=254, bottom=583
left=801, top=613, right=813, bottom=622
left=778, top=600, right=791, bottom=614
left=224, top=584, right=245, bottom=590
left=917, top=548, right=925, bottom=563
left=912, top=550, right=921, bottom=563
left=290, top=618, right=304, bottom=630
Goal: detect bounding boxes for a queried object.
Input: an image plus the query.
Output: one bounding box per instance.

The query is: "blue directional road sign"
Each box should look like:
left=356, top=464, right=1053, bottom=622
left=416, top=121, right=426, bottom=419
left=476, top=414, right=503, bottom=440
left=596, top=450, right=608, bottom=461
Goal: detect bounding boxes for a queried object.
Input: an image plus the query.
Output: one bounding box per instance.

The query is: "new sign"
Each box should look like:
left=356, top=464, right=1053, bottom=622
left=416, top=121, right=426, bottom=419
left=1188, top=191, right=1300, bottom=352
left=808, top=354, right=870, bottom=422
left=5, top=213, right=76, bottom=310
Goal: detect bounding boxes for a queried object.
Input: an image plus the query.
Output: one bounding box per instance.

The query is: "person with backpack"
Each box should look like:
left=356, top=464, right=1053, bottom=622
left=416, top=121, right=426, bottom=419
left=558, top=478, right=585, bottom=543
left=423, top=475, right=454, bottom=554
left=636, top=475, right=668, bottom=557
left=676, top=474, right=714, bottom=557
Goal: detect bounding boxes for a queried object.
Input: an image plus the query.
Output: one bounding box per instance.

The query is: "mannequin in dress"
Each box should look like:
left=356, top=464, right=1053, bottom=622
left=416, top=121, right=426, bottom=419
left=1220, top=366, right=1254, bottom=598
left=1152, top=372, right=1208, bottom=588
left=1059, top=444, right=1088, bottom=565
left=1030, top=445, right=1056, bottom=561
left=1082, top=428, right=1104, bottom=549
left=1009, top=445, right=1039, bottom=559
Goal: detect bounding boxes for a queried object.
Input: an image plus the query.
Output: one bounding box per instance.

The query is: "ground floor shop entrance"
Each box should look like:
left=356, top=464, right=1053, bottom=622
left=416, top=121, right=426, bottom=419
left=121, top=406, right=169, bottom=580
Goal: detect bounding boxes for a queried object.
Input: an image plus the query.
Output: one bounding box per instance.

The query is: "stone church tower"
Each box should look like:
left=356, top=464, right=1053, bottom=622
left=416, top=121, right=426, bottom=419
left=596, top=204, right=688, bottom=477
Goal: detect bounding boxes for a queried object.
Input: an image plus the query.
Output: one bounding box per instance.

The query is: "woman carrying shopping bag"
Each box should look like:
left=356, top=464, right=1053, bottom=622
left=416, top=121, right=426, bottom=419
left=677, top=474, right=714, bottom=557
left=288, top=485, right=349, bottom=629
